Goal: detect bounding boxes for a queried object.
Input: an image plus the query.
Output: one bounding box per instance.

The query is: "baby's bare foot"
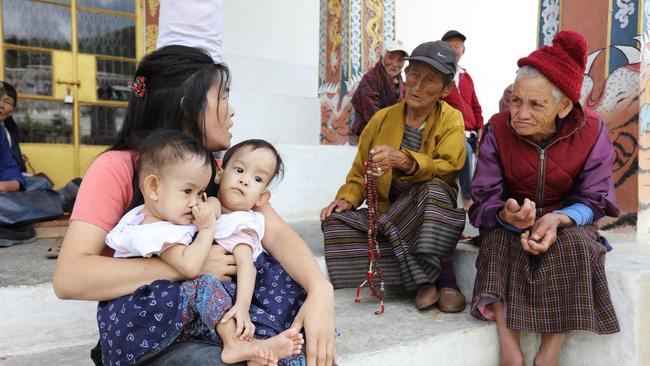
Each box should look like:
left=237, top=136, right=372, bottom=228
left=221, top=338, right=277, bottom=366
left=253, top=328, right=304, bottom=360
left=248, top=355, right=277, bottom=366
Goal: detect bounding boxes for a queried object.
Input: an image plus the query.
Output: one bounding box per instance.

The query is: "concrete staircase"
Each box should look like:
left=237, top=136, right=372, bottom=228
left=1, top=145, right=649, bottom=365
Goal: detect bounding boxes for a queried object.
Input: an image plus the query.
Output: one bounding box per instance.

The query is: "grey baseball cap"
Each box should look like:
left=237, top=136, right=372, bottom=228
left=405, top=41, right=457, bottom=77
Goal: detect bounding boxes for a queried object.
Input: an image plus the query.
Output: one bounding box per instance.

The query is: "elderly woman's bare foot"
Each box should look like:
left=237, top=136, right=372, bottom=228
left=533, top=333, right=565, bottom=366
left=252, top=328, right=304, bottom=361
left=221, top=339, right=277, bottom=366
left=500, top=353, right=525, bottom=366
left=533, top=355, right=558, bottom=366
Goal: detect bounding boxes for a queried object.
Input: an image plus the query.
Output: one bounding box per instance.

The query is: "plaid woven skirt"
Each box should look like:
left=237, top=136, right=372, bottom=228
left=471, top=225, right=620, bottom=334
left=322, top=178, right=465, bottom=292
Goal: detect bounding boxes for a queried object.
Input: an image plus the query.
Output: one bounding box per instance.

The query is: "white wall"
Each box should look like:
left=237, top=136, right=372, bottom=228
left=395, top=1, right=539, bottom=120
left=220, top=1, right=539, bottom=146
left=222, top=0, right=321, bottom=145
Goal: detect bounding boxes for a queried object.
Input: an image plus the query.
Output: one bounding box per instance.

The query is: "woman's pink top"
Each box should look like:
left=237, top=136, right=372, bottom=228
left=70, top=150, right=134, bottom=256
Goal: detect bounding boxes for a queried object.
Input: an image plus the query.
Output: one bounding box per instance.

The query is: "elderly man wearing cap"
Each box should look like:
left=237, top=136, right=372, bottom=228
left=350, top=40, right=409, bottom=136
left=470, top=30, right=619, bottom=365
left=321, top=41, right=467, bottom=313
left=440, top=30, right=483, bottom=212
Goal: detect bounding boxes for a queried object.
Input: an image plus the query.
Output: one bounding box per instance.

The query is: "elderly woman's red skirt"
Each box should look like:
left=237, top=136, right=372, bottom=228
left=471, top=225, right=620, bottom=334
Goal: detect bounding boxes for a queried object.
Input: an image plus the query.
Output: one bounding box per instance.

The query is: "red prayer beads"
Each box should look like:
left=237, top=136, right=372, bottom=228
left=354, top=154, right=385, bottom=314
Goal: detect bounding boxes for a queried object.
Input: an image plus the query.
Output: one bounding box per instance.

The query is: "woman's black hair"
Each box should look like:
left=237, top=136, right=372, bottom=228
left=222, top=139, right=284, bottom=185
left=113, top=45, right=229, bottom=210
left=110, top=45, right=231, bottom=152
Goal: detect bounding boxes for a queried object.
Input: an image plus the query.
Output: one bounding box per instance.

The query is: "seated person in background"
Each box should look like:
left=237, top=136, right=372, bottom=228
left=0, top=81, right=53, bottom=191
left=440, top=30, right=483, bottom=212
left=0, top=112, right=24, bottom=193
left=470, top=31, right=620, bottom=365
left=498, top=84, right=514, bottom=112
left=0, top=91, right=36, bottom=247
left=350, top=40, right=409, bottom=136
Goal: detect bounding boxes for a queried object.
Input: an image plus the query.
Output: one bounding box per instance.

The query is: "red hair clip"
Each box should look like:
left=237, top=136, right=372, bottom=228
left=128, top=75, right=147, bottom=98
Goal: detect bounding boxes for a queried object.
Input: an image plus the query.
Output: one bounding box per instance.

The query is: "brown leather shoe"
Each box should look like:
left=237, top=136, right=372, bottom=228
left=415, top=285, right=439, bottom=310
left=438, top=287, right=466, bottom=313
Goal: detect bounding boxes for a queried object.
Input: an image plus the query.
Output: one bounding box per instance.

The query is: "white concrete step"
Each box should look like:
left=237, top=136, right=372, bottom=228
left=0, top=344, right=94, bottom=366
left=334, top=236, right=650, bottom=366
left=1, top=223, right=649, bottom=365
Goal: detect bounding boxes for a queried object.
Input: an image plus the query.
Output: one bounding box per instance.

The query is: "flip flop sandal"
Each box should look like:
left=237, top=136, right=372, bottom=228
left=458, top=234, right=475, bottom=244
left=44, top=236, right=64, bottom=259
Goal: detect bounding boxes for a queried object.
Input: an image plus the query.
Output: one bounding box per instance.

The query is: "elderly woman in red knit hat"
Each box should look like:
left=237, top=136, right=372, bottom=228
left=469, top=30, right=620, bottom=365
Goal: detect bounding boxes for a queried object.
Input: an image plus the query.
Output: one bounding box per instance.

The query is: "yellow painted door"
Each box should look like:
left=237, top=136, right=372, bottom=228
left=0, top=0, right=144, bottom=187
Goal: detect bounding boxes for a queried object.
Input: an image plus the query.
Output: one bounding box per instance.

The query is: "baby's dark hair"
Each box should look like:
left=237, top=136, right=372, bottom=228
left=222, top=139, right=284, bottom=185
left=137, top=129, right=213, bottom=182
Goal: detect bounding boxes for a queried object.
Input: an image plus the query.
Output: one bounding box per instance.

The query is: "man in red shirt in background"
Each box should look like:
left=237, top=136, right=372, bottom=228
left=441, top=30, right=483, bottom=212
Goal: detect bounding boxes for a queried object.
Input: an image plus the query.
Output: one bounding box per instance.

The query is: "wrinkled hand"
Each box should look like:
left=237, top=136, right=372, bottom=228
left=200, top=245, right=236, bottom=281
left=290, top=284, right=337, bottom=366
left=476, top=128, right=484, bottom=145
left=320, top=199, right=353, bottom=221
left=519, top=213, right=561, bottom=255
left=499, top=198, right=536, bottom=229
left=369, top=145, right=412, bottom=176
left=192, top=194, right=216, bottom=230
left=222, top=303, right=255, bottom=341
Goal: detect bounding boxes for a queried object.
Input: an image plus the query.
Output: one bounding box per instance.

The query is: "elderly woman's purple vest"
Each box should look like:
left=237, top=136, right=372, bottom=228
left=490, top=106, right=600, bottom=215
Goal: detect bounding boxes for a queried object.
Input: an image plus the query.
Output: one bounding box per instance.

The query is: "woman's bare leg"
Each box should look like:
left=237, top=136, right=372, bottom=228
left=493, top=301, right=525, bottom=366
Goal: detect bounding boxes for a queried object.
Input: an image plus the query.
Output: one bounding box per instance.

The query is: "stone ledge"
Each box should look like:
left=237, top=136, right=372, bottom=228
left=332, top=236, right=650, bottom=365
left=2, top=226, right=649, bottom=365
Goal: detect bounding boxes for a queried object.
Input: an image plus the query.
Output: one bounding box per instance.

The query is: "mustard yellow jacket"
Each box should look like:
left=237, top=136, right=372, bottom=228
left=336, top=100, right=466, bottom=212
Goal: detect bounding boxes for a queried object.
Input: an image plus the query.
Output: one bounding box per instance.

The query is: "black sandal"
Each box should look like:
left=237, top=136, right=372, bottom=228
left=44, top=236, right=63, bottom=259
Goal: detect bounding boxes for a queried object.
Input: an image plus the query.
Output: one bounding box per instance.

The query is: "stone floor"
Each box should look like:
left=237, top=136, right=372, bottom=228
left=0, top=344, right=94, bottom=366
left=0, top=237, right=58, bottom=287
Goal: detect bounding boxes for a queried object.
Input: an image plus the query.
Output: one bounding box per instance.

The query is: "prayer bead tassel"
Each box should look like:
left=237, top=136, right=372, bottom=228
left=354, top=154, right=386, bottom=314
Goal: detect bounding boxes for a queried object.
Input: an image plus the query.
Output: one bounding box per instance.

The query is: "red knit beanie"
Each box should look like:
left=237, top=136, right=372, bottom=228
left=517, top=30, right=587, bottom=103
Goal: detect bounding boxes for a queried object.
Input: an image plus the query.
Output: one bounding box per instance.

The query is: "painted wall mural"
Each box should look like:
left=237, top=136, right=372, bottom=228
left=540, top=0, right=643, bottom=231
left=538, top=0, right=561, bottom=47
left=145, top=0, right=161, bottom=54
left=319, top=0, right=396, bottom=145
left=638, top=0, right=650, bottom=236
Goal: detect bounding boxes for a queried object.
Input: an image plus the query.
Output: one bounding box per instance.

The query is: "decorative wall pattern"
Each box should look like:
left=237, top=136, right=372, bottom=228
left=542, top=0, right=643, bottom=231
left=383, top=0, right=395, bottom=42
left=319, top=0, right=328, bottom=86
left=538, top=0, right=561, bottom=47
left=145, top=0, right=160, bottom=54
left=319, top=0, right=347, bottom=145
left=349, top=0, right=362, bottom=79
left=638, top=0, right=650, bottom=236
left=319, top=0, right=396, bottom=145
left=362, top=0, right=383, bottom=70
